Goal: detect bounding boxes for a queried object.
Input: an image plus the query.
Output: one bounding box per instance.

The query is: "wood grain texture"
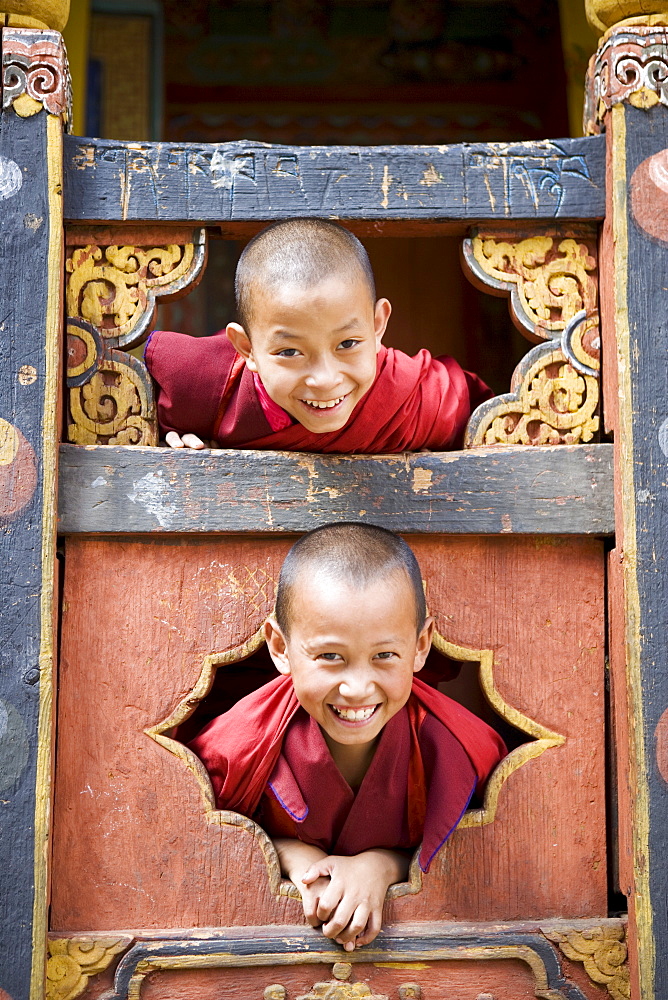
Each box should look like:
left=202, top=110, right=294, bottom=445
left=56, top=443, right=615, bottom=536
left=62, top=135, right=606, bottom=225
left=51, top=535, right=606, bottom=932
left=0, top=106, right=62, bottom=1000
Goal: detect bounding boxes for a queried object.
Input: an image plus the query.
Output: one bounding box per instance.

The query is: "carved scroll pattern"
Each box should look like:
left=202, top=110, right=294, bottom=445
left=46, top=937, right=132, bottom=1000
left=2, top=27, right=72, bottom=122
left=266, top=964, right=422, bottom=1000
left=461, top=233, right=600, bottom=448
left=584, top=25, right=668, bottom=135
left=65, top=232, right=207, bottom=446
left=545, top=926, right=630, bottom=1000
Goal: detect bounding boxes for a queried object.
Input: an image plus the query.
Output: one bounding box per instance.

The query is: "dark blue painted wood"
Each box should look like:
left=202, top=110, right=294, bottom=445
left=63, top=134, right=606, bottom=224
left=0, top=109, right=53, bottom=1000
left=622, top=104, right=668, bottom=998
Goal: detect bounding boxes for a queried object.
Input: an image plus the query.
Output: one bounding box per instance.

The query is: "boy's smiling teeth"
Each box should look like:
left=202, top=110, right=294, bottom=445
left=331, top=705, right=377, bottom=721
left=302, top=395, right=346, bottom=409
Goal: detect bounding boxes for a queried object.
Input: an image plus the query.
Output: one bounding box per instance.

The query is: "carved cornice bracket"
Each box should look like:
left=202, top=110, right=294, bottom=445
left=1, top=26, right=72, bottom=123
left=585, top=24, right=668, bottom=134
left=545, top=925, right=630, bottom=1000
left=461, top=231, right=600, bottom=448
left=65, top=230, right=207, bottom=446
left=46, top=936, right=133, bottom=1000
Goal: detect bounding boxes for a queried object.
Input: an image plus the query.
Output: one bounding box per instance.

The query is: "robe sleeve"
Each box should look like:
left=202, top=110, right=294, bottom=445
left=144, top=329, right=238, bottom=438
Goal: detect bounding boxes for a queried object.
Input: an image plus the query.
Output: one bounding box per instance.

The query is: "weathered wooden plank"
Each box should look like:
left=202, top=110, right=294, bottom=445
left=57, top=443, right=614, bottom=535
left=0, top=52, right=64, bottom=1000
left=63, top=134, right=606, bottom=225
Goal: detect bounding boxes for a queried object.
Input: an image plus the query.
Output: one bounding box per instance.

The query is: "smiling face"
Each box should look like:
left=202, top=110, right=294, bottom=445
left=265, top=568, right=433, bottom=767
left=226, top=273, right=391, bottom=434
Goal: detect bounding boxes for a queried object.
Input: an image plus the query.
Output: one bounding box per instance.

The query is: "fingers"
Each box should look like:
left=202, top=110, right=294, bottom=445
left=165, top=431, right=184, bottom=449
left=354, top=908, right=382, bottom=947
left=300, top=877, right=332, bottom=928
left=301, top=862, right=331, bottom=886
left=321, top=900, right=365, bottom=942
left=181, top=433, right=206, bottom=449
left=165, top=431, right=207, bottom=449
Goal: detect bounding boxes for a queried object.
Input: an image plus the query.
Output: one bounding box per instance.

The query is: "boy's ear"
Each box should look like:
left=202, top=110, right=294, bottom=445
left=264, top=618, right=291, bottom=675
left=413, top=616, right=435, bottom=674
left=226, top=322, right=257, bottom=371
left=373, top=297, right=392, bottom=349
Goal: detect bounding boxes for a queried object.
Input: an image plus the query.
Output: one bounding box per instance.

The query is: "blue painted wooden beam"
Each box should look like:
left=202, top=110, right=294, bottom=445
left=63, top=134, right=606, bottom=225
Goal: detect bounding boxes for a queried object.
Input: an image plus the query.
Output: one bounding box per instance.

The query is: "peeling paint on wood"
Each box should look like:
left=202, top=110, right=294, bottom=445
left=57, top=443, right=614, bottom=536
left=63, top=135, right=606, bottom=225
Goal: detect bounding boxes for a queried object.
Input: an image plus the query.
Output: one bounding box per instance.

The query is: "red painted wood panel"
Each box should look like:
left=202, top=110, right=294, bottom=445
left=51, top=535, right=606, bottom=931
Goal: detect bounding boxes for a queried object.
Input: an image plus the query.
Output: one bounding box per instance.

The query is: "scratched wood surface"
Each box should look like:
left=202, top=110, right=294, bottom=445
left=63, top=134, right=606, bottom=225
left=51, top=534, right=606, bottom=932
left=57, top=443, right=615, bottom=536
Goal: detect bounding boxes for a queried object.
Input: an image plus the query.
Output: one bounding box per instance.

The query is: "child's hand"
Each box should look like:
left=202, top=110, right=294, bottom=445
left=301, top=849, right=408, bottom=952
left=165, top=431, right=207, bottom=449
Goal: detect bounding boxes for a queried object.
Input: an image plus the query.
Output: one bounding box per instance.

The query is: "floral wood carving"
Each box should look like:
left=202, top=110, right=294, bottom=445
left=545, top=925, right=630, bottom=1000
left=65, top=231, right=207, bottom=446
left=46, top=937, right=132, bottom=1000
left=464, top=339, right=599, bottom=447
left=461, top=232, right=600, bottom=447
left=584, top=24, right=668, bottom=135
left=462, top=235, right=597, bottom=343
left=66, top=240, right=206, bottom=350
left=2, top=27, right=72, bottom=122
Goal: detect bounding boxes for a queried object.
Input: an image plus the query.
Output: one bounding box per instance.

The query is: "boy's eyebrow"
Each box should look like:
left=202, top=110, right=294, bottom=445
left=267, top=319, right=362, bottom=342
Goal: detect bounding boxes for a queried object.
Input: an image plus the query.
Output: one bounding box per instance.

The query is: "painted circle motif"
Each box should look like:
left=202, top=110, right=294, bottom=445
left=631, top=149, right=668, bottom=243
left=656, top=707, right=668, bottom=785
left=0, top=418, right=37, bottom=521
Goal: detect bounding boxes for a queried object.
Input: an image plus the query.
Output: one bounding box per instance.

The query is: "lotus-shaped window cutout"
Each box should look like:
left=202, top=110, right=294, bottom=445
left=146, top=625, right=563, bottom=899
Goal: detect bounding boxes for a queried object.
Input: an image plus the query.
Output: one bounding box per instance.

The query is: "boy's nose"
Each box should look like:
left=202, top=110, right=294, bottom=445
left=303, top=357, right=343, bottom=391
left=338, top=671, right=376, bottom=702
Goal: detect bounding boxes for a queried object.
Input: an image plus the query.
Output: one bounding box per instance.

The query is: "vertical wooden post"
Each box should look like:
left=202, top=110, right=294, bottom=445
left=0, top=23, right=69, bottom=1000
left=587, top=5, right=668, bottom=997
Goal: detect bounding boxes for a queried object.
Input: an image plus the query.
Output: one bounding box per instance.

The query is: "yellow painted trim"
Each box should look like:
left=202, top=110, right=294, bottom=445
left=146, top=623, right=564, bottom=907
left=30, top=112, right=64, bottom=1000
left=430, top=632, right=565, bottom=831
left=610, top=102, right=654, bottom=997
left=124, top=943, right=569, bottom=1000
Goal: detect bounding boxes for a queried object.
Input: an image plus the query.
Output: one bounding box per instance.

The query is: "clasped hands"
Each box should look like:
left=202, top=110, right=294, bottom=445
left=274, top=839, right=408, bottom=952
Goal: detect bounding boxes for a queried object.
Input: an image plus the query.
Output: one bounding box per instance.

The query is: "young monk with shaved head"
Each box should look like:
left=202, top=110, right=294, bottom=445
left=145, top=219, right=491, bottom=452
left=189, top=523, right=506, bottom=951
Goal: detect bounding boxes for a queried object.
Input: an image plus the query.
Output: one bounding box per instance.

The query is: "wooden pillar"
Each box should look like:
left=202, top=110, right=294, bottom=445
left=0, top=13, right=69, bottom=1000
left=586, top=1, right=668, bottom=996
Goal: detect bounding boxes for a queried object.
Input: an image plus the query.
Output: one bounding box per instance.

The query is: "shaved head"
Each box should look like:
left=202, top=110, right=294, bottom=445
left=274, top=522, right=426, bottom=636
left=235, top=219, right=376, bottom=332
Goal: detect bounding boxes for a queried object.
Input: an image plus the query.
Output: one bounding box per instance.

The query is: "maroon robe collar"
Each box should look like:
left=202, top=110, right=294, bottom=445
left=263, top=702, right=477, bottom=871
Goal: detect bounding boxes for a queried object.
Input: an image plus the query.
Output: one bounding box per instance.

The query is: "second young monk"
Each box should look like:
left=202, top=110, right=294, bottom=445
left=188, top=523, right=506, bottom=951
left=145, top=219, right=492, bottom=452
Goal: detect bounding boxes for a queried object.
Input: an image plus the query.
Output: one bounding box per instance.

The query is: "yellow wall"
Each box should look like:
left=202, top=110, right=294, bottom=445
left=559, top=0, right=600, bottom=135
left=62, top=0, right=90, bottom=135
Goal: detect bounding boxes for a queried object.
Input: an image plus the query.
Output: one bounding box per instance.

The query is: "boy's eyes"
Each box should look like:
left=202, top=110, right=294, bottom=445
left=275, top=348, right=301, bottom=358
left=318, top=652, right=341, bottom=661
left=338, top=338, right=360, bottom=350
left=375, top=651, right=396, bottom=660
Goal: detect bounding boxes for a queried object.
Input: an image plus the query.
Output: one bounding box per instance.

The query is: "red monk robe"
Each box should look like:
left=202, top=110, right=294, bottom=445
left=188, top=675, right=506, bottom=872
left=145, top=330, right=492, bottom=453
